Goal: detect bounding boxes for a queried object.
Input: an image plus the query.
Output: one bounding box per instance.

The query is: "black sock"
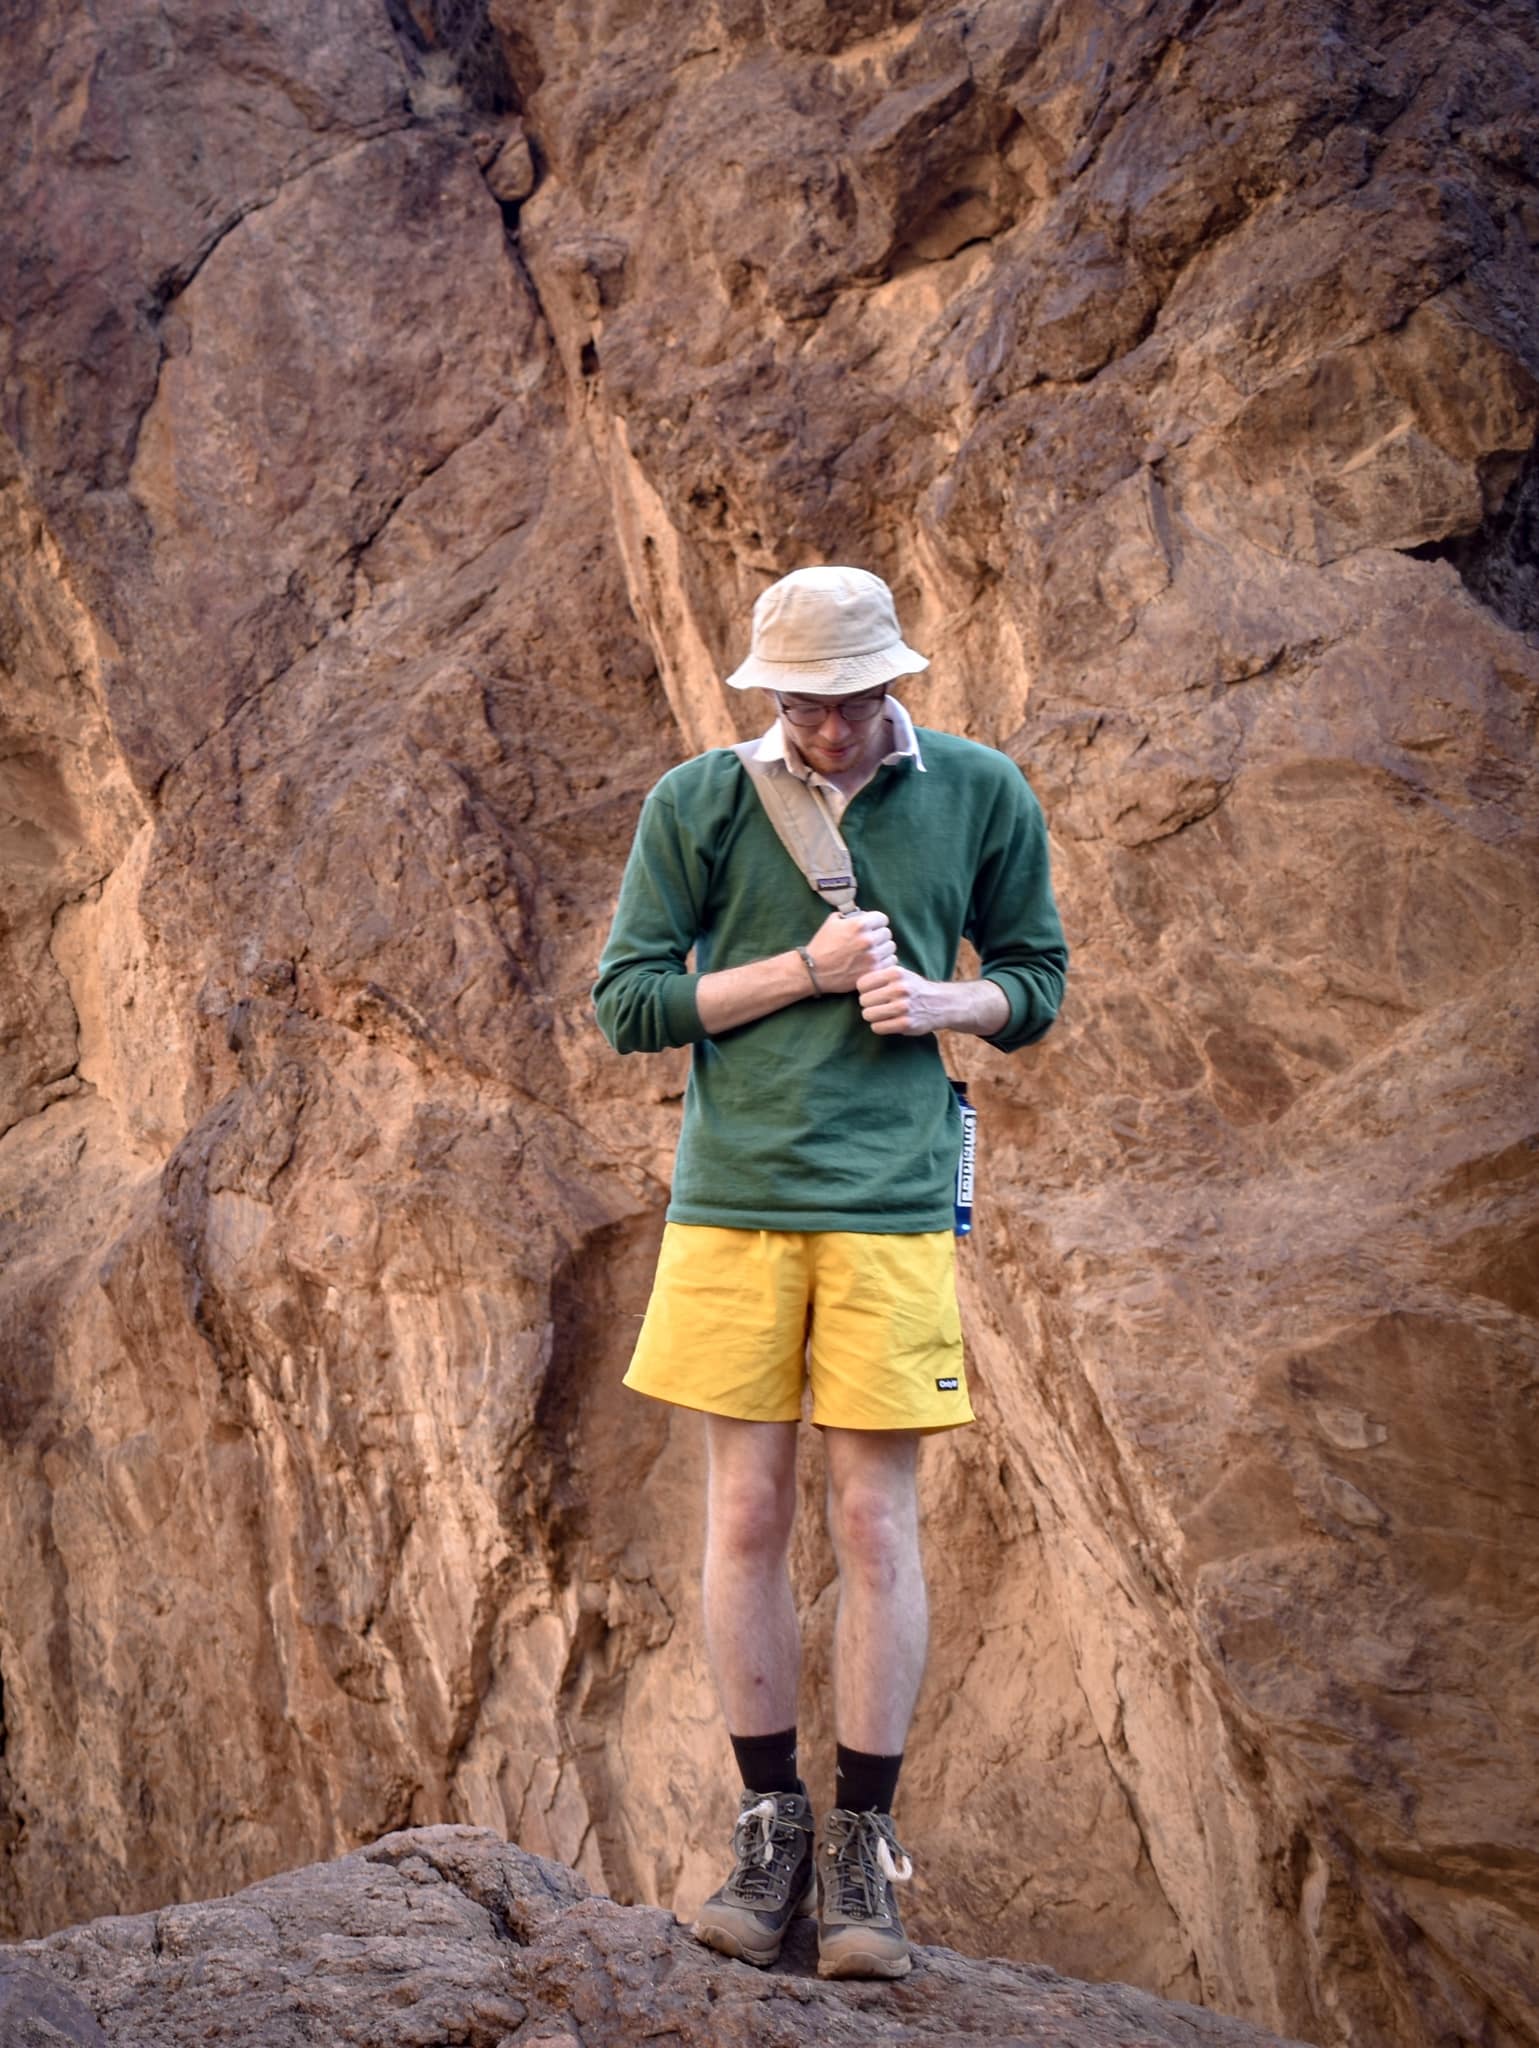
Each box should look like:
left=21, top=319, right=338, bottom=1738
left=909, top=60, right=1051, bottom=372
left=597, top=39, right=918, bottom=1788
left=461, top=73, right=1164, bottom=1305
left=835, top=1743, right=903, bottom=1815
left=730, top=1727, right=800, bottom=1797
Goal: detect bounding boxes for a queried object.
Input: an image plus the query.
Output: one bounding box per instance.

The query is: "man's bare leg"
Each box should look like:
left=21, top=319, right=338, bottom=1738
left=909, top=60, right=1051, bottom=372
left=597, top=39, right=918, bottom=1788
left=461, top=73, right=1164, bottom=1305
left=817, top=1426, right=925, bottom=1980
left=823, top=1427, right=927, bottom=1755
left=702, top=1415, right=801, bottom=1733
left=695, top=1416, right=814, bottom=1968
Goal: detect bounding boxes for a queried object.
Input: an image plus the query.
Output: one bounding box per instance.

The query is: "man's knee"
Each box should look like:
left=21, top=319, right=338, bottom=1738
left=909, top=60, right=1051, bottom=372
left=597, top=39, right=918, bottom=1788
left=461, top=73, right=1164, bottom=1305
left=829, top=1477, right=918, bottom=1588
left=708, top=1463, right=796, bottom=1564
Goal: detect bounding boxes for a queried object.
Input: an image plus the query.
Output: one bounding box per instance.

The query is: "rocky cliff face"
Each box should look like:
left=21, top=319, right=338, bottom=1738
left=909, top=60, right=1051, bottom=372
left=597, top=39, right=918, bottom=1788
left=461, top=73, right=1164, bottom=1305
left=1, top=5, right=1536, bottom=2047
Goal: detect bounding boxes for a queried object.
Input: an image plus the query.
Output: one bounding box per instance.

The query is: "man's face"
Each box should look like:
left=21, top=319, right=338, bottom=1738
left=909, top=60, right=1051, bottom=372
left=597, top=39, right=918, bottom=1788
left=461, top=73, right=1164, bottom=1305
left=775, top=685, right=891, bottom=778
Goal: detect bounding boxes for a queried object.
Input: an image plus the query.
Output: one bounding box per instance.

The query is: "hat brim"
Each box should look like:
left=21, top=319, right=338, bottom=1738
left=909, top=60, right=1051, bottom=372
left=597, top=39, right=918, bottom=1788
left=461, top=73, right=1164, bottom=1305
left=723, top=639, right=930, bottom=694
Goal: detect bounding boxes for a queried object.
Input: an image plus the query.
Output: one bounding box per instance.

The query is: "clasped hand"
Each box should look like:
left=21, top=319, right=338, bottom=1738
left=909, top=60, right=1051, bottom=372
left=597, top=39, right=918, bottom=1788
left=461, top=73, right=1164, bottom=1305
left=805, top=909, right=896, bottom=992
left=805, top=911, right=946, bottom=1037
left=857, top=964, right=951, bottom=1036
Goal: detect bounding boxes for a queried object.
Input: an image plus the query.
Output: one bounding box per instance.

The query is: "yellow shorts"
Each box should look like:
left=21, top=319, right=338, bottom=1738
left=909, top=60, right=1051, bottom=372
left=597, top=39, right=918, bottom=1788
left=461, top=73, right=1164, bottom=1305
left=623, top=1223, right=973, bottom=1432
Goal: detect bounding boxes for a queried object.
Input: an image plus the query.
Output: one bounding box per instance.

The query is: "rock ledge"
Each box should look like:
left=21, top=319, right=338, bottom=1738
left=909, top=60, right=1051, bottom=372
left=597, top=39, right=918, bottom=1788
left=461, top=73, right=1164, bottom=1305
left=0, top=1825, right=1313, bottom=2047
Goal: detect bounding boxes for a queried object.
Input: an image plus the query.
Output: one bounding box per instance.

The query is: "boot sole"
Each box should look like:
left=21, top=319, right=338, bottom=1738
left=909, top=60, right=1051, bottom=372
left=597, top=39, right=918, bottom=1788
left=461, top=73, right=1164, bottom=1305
left=694, top=1872, right=816, bottom=1969
left=816, top=1938, right=913, bottom=1980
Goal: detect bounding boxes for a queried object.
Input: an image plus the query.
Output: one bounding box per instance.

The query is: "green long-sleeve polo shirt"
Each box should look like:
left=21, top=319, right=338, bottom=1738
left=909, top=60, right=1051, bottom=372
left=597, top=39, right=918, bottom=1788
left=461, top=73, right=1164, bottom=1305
left=592, top=730, right=1067, bottom=1233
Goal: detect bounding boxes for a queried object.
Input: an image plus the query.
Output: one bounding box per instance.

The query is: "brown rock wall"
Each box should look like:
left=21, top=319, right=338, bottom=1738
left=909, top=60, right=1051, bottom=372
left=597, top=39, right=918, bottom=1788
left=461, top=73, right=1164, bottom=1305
left=2, top=5, right=1536, bottom=2048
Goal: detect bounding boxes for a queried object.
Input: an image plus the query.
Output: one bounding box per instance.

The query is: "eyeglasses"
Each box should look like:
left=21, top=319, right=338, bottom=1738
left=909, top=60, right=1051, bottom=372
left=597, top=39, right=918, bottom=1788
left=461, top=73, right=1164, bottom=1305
left=776, top=690, right=888, bottom=727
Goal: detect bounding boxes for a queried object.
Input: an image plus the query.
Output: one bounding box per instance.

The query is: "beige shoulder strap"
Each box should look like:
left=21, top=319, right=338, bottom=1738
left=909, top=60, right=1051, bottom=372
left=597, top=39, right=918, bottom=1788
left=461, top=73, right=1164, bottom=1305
left=731, top=741, right=858, bottom=913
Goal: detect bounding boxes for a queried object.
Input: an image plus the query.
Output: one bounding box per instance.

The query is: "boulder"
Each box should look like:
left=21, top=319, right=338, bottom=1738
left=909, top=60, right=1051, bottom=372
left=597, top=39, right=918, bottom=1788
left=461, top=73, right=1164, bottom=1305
left=0, top=1825, right=1312, bottom=2047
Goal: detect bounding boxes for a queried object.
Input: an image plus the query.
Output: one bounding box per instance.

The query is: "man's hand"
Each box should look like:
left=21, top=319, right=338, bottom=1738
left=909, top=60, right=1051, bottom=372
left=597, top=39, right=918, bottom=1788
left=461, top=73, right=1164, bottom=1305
left=805, top=909, right=897, bottom=994
left=858, top=966, right=1011, bottom=1038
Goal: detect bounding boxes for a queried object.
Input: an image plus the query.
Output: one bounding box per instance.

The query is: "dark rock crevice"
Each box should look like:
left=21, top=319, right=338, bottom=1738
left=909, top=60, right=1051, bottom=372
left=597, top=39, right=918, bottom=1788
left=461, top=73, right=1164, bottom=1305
left=1407, top=438, right=1539, bottom=637
left=386, top=0, right=521, bottom=116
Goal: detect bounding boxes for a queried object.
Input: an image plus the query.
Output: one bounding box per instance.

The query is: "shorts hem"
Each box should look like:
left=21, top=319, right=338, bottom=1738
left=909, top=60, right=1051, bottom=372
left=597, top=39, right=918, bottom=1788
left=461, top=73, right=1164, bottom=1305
left=810, top=1407, right=976, bottom=1434
left=622, top=1375, right=801, bottom=1425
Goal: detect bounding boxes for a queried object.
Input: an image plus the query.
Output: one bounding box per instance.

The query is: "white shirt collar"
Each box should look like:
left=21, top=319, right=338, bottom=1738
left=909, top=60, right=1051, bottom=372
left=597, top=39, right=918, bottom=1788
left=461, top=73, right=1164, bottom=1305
left=748, top=694, right=926, bottom=776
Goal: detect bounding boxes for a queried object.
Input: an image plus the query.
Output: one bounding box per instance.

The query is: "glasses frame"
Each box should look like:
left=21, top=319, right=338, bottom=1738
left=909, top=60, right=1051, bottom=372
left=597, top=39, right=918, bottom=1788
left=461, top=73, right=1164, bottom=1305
left=774, top=688, right=889, bottom=728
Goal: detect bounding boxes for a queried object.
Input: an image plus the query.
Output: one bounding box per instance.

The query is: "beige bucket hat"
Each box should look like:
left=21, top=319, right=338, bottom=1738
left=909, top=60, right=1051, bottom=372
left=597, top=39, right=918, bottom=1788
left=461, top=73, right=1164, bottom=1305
left=724, top=565, right=930, bottom=695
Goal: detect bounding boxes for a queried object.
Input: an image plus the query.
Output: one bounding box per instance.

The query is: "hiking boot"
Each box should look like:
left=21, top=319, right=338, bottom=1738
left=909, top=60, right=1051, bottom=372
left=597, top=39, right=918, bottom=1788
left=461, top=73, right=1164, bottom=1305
left=816, top=1806, right=914, bottom=1979
left=693, top=1784, right=816, bottom=1967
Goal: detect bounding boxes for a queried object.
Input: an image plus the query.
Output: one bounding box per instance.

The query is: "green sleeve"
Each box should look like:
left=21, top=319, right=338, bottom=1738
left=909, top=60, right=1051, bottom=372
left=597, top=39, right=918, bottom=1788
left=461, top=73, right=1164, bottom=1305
left=592, top=786, right=709, bottom=1053
left=967, top=768, right=1068, bottom=1053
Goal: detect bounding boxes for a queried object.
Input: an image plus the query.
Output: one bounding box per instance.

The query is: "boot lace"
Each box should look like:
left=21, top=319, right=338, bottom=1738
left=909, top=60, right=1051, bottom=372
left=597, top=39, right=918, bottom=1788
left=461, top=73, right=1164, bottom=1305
left=723, top=1795, right=807, bottom=1904
left=823, top=1809, right=914, bottom=1919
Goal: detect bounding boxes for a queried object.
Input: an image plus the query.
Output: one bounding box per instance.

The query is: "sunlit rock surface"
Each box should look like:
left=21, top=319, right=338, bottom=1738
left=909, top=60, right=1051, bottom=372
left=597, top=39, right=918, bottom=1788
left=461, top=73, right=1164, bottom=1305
left=1, top=5, right=1535, bottom=2047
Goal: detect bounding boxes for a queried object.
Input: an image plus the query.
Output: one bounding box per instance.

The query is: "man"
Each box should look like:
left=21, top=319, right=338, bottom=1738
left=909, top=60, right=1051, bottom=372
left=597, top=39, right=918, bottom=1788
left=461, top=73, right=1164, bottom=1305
left=593, top=565, right=1066, bottom=1979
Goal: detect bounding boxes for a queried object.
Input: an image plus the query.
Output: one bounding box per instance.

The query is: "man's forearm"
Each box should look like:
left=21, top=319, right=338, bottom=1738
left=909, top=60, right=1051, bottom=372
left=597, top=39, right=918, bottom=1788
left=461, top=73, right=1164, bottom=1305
left=695, top=950, right=813, bottom=1035
left=695, top=943, right=1008, bottom=1041
left=694, top=911, right=898, bottom=1036
left=935, top=976, right=1011, bottom=1037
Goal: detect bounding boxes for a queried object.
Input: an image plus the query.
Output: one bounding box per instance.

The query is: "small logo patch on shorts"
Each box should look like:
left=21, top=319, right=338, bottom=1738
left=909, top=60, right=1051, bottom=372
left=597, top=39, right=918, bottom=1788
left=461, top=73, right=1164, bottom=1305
left=935, top=1376, right=960, bottom=1392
